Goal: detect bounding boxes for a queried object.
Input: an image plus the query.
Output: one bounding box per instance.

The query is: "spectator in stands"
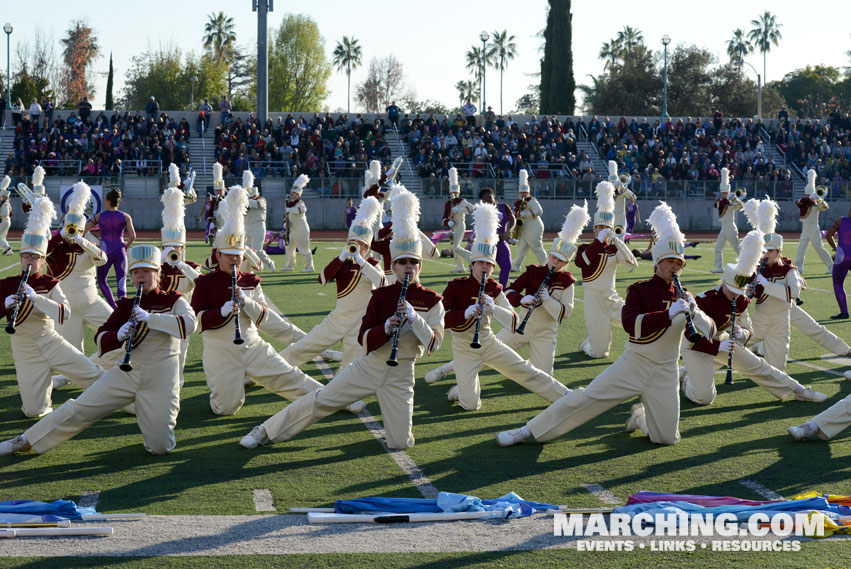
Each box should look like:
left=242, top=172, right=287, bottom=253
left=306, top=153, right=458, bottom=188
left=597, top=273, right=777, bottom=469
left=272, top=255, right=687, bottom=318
left=219, top=95, right=232, bottom=124
left=199, top=98, right=213, bottom=135
left=385, top=101, right=400, bottom=129
left=462, top=100, right=477, bottom=128
left=28, top=99, right=41, bottom=124
left=145, top=96, right=158, bottom=121
left=42, top=96, right=53, bottom=125
left=78, top=97, right=92, bottom=123
left=11, top=98, right=23, bottom=127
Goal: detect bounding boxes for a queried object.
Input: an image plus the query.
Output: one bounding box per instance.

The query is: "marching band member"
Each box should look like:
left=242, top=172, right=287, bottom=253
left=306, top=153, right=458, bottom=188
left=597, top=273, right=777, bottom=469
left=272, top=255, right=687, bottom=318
left=510, top=170, right=547, bottom=271
left=794, top=169, right=832, bottom=274
left=711, top=168, right=742, bottom=273
left=190, top=186, right=324, bottom=416
left=45, top=182, right=112, bottom=355
left=788, top=392, right=851, bottom=442
left=610, top=161, right=636, bottom=240
left=0, top=176, right=13, bottom=256
left=0, top=245, right=197, bottom=456
left=242, top=170, right=275, bottom=271
left=279, top=195, right=385, bottom=373
left=680, top=229, right=827, bottom=406
left=1, top=196, right=102, bottom=418
left=198, top=163, right=226, bottom=244
left=442, top=167, right=474, bottom=273
left=159, top=186, right=201, bottom=386
left=370, top=190, right=438, bottom=285
left=478, top=187, right=515, bottom=287
left=19, top=165, right=46, bottom=214
left=748, top=199, right=803, bottom=372
left=282, top=174, right=314, bottom=272
left=496, top=203, right=714, bottom=447
left=439, top=203, right=569, bottom=411
left=240, top=186, right=445, bottom=450
left=826, top=207, right=851, bottom=319
left=577, top=181, right=637, bottom=359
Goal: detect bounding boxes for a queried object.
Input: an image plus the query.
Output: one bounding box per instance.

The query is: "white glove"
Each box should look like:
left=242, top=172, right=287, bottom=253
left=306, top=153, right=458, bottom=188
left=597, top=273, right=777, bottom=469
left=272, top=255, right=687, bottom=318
left=448, top=220, right=455, bottom=228
left=731, top=324, right=742, bottom=340
left=597, top=228, right=611, bottom=243
left=384, top=317, right=397, bottom=335
left=539, top=288, right=550, bottom=301
left=520, top=294, right=537, bottom=307
left=354, top=252, right=366, bottom=266
left=133, top=306, right=149, bottom=322
left=5, top=295, right=16, bottom=309
left=755, top=274, right=769, bottom=287
left=338, top=248, right=348, bottom=262
left=20, top=283, right=35, bottom=299
left=403, top=301, right=416, bottom=321
left=234, top=287, right=246, bottom=306
left=464, top=304, right=479, bottom=319
left=117, top=321, right=133, bottom=342
left=451, top=206, right=459, bottom=214
left=668, top=298, right=689, bottom=319
left=72, top=233, right=84, bottom=245
left=220, top=300, right=237, bottom=317
left=718, top=339, right=735, bottom=353
left=481, top=294, right=494, bottom=315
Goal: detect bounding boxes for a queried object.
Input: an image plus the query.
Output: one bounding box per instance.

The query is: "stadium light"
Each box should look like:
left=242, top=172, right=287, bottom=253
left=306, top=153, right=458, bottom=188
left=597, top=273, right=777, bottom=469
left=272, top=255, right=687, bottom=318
left=3, top=23, right=11, bottom=110
left=734, top=59, right=762, bottom=120
left=480, top=31, right=489, bottom=115
left=661, top=35, right=671, bottom=119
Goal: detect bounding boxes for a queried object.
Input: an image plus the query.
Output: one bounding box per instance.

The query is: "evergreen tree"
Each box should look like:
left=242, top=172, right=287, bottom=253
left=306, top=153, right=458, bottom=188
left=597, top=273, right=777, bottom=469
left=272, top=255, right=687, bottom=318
left=540, top=0, right=575, bottom=114
left=105, top=52, right=114, bottom=110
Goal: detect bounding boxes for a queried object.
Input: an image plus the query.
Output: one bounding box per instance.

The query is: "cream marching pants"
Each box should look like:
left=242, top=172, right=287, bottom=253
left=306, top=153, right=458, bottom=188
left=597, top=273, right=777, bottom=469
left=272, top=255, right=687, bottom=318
left=495, top=324, right=558, bottom=377
left=811, top=394, right=851, bottom=440
left=451, top=223, right=471, bottom=270
left=582, top=288, right=624, bottom=358
left=451, top=331, right=568, bottom=411
left=750, top=308, right=791, bottom=372
left=279, top=311, right=361, bottom=371
left=528, top=349, right=680, bottom=445
left=681, top=341, right=801, bottom=406
left=264, top=353, right=417, bottom=450
left=56, top=293, right=113, bottom=354
left=24, top=355, right=181, bottom=455
left=790, top=303, right=850, bottom=356
left=12, top=332, right=103, bottom=418
left=0, top=215, right=10, bottom=251
left=285, top=226, right=313, bottom=271
left=795, top=222, right=833, bottom=273
left=511, top=220, right=547, bottom=271
left=246, top=223, right=275, bottom=270
left=202, top=336, right=324, bottom=416
left=714, top=224, right=741, bottom=270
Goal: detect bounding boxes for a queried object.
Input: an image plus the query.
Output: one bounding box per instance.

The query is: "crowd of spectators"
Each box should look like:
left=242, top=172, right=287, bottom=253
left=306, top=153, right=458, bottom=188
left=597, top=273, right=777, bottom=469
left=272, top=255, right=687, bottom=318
left=4, top=104, right=192, bottom=185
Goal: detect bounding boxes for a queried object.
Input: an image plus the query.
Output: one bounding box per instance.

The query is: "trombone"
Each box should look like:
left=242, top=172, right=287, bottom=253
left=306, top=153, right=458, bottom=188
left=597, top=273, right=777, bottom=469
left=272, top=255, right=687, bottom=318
left=15, top=183, right=38, bottom=208
left=812, top=185, right=829, bottom=208
left=386, top=156, right=404, bottom=187
left=728, top=188, right=746, bottom=205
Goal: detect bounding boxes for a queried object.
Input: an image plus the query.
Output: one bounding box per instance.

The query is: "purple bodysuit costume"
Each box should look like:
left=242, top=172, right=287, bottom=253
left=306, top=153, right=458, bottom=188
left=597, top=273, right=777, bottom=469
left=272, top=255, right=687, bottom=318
left=96, top=210, right=128, bottom=308
left=833, top=217, right=851, bottom=316
left=495, top=203, right=513, bottom=288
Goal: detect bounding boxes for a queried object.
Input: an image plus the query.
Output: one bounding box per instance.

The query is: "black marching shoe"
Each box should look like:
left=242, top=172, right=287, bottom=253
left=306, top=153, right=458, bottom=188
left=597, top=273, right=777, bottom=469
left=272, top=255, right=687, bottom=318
left=831, top=313, right=850, bottom=320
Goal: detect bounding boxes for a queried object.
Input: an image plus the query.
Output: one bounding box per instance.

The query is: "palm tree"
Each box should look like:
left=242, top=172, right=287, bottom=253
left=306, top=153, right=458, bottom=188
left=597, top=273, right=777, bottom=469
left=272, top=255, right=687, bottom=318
left=455, top=80, right=477, bottom=106
left=726, top=28, right=753, bottom=64
left=203, top=12, right=236, bottom=62
left=598, top=40, right=622, bottom=72
left=332, top=36, right=363, bottom=114
left=747, top=11, right=782, bottom=82
left=466, top=45, right=489, bottom=109
left=616, top=26, right=644, bottom=60
left=486, top=30, right=518, bottom=114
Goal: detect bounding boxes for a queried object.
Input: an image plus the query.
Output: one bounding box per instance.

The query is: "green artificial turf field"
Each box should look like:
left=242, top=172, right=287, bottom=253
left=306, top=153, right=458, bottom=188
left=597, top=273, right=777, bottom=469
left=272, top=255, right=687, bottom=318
left=0, top=237, right=849, bottom=566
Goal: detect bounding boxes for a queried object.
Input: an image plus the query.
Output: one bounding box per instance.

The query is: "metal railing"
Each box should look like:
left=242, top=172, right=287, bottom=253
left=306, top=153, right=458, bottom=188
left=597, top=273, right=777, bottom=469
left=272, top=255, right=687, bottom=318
left=245, top=160, right=293, bottom=178
left=40, top=160, right=83, bottom=176
left=120, top=160, right=163, bottom=176
left=527, top=162, right=572, bottom=180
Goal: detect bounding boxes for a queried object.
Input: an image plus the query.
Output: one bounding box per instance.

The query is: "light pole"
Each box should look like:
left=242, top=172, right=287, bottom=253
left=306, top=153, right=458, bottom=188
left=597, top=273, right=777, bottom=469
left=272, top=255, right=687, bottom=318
left=190, top=75, right=198, bottom=111
left=661, top=35, right=671, bottom=118
left=3, top=23, right=12, bottom=110
left=480, top=30, right=489, bottom=115
left=735, top=60, right=762, bottom=119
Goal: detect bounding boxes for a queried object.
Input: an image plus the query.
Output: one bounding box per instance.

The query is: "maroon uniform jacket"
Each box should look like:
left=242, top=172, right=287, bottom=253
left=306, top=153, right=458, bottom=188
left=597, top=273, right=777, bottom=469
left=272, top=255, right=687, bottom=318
left=191, top=268, right=264, bottom=332
left=44, top=233, right=88, bottom=281
left=160, top=260, right=201, bottom=293
left=714, top=197, right=731, bottom=219
left=574, top=239, right=617, bottom=283
left=689, top=288, right=750, bottom=356
left=505, top=264, right=576, bottom=324
left=623, top=275, right=682, bottom=345
left=751, top=258, right=796, bottom=305
left=442, top=275, right=504, bottom=332
left=359, top=280, right=443, bottom=355
left=0, top=272, right=65, bottom=326
left=95, top=287, right=188, bottom=354
left=442, top=198, right=463, bottom=227
left=320, top=256, right=381, bottom=298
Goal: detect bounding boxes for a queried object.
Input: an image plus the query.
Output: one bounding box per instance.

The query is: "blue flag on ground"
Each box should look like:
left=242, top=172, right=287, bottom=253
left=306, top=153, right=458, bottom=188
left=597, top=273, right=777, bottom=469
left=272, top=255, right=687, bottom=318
left=0, top=499, right=98, bottom=520
left=334, top=491, right=558, bottom=518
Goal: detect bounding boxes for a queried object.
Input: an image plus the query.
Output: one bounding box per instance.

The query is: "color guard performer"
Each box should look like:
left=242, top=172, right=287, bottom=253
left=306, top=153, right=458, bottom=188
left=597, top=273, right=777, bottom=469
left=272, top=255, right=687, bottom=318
left=711, top=168, right=742, bottom=273
left=496, top=203, right=714, bottom=447
left=279, top=195, right=386, bottom=373
left=240, top=185, right=445, bottom=450
left=610, top=161, right=636, bottom=239
left=1, top=196, right=103, bottom=418
left=0, top=245, right=198, bottom=456
left=680, top=229, right=827, bottom=405
left=477, top=188, right=515, bottom=287
left=190, top=185, right=324, bottom=416
left=794, top=169, right=832, bottom=274
left=826, top=207, right=851, bottom=319
left=510, top=170, right=547, bottom=271
left=45, top=181, right=112, bottom=354
left=577, top=181, right=637, bottom=359
left=788, top=392, right=851, bottom=442
left=439, top=203, right=570, bottom=411
left=0, top=176, right=12, bottom=256
left=242, top=170, right=275, bottom=271
left=442, top=167, right=474, bottom=273
left=282, top=174, right=314, bottom=272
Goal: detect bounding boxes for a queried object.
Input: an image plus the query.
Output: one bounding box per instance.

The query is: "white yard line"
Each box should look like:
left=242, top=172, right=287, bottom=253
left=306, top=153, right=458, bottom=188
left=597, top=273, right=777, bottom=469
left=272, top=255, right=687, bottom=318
left=739, top=480, right=783, bottom=501
left=0, top=261, right=21, bottom=273
left=820, top=354, right=851, bottom=368
left=252, top=489, right=275, bottom=512
left=312, top=357, right=439, bottom=500
left=78, top=491, right=100, bottom=509
left=788, top=357, right=845, bottom=377
left=581, top=483, right=621, bottom=505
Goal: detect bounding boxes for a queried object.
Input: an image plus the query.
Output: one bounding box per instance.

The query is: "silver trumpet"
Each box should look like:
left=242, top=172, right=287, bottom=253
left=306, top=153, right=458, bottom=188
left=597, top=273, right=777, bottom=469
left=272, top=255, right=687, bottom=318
left=15, top=183, right=38, bottom=208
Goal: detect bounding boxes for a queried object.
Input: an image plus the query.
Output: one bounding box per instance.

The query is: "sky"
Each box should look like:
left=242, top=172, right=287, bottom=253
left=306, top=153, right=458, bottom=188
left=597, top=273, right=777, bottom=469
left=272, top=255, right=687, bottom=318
left=3, top=1, right=850, bottom=113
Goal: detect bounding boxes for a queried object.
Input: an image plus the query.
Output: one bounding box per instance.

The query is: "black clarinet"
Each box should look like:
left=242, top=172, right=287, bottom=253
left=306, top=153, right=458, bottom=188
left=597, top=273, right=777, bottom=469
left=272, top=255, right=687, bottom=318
left=231, top=265, right=244, bottom=345
left=470, top=271, right=488, bottom=349
left=5, top=266, right=32, bottom=334
left=672, top=274, right=702, bottom=343
left=516, top=266, right=555, bottom=335
left=119, top=283, right=144, bottom=372
left=746, top=258, right=769, bottom=300
left=725, top=297, right=736, bottom=385
left=386, top=273, right=411, bottom=367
